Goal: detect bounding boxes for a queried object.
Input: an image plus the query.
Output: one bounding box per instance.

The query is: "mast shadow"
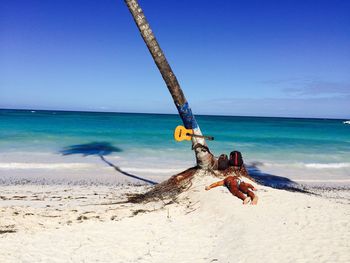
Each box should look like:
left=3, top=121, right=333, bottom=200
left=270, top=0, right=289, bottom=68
left=246, top=162, right=310, bottom=194
left=60, top=142, right=157, bottom=185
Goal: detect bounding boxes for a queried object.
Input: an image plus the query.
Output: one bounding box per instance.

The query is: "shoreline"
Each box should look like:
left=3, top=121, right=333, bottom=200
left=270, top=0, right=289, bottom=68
left=1, top=151, right=349, bottom=187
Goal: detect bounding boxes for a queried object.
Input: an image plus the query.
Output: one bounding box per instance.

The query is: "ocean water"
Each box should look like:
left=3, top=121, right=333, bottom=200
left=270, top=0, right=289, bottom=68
left=0, top=109, right=349, bottom=186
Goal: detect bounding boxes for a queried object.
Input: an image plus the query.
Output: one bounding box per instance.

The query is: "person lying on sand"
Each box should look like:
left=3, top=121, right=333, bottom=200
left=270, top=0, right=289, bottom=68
left=205, top=176, right=258, bottom=205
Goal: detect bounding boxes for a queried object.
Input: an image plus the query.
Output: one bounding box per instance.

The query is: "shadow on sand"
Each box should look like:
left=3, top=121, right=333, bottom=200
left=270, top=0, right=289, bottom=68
left=60, top=142, right=157, bottom=185
left=247, top=162, right=310, bottom=194
left=60, top=143, right=310, bottom=192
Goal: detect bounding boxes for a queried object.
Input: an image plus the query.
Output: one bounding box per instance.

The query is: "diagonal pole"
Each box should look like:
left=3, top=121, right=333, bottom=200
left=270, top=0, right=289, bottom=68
left=124, top=0, right=214, bottom=168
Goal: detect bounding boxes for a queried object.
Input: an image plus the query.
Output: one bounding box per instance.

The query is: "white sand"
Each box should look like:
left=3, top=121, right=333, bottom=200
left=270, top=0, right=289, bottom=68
left=0, top=174, right=349, bottom=263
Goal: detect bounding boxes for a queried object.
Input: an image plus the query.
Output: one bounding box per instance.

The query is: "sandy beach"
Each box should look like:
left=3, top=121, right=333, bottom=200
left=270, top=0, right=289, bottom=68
left=1, top=173, right=349, bottom=263
left=2, top=0, right=349, bottom=261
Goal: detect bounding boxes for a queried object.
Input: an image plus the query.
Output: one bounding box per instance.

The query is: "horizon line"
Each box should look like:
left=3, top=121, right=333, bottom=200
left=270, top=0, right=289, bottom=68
left=0, top=107, right=347, bottom=121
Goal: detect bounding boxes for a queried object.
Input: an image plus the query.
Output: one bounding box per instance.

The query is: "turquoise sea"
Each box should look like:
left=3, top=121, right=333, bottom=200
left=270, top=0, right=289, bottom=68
left=0, top=109, right=349, bottom=185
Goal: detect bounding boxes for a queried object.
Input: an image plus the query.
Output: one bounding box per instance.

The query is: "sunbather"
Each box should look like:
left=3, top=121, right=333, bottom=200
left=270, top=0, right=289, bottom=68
left=205, top=175, right=258, bottom=205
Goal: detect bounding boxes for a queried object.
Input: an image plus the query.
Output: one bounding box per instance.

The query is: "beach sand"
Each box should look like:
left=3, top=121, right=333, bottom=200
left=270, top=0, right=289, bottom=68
left=0, top=173, right=349, bottom=263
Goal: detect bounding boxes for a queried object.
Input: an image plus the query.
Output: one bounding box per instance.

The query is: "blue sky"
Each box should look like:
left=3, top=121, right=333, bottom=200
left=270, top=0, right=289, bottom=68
left=1, top=0, right=349, bottom=118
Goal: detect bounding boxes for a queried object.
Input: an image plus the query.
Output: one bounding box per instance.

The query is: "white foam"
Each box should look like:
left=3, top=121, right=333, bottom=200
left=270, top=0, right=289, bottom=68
left=304, top=163, right=350, bottom=169
left=295, top=179, right=350, bottom=183
left=259, top=162, right=350, bottom=169
left=0, top=162, right=184, bottom=175
left=122, top=167, right=185, bottom=174
left=0, top=163, right=96, bottom=170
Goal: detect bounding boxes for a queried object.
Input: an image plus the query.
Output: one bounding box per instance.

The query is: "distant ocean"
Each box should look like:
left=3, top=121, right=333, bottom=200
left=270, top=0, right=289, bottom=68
left=1, top=109, right=349, bottom=186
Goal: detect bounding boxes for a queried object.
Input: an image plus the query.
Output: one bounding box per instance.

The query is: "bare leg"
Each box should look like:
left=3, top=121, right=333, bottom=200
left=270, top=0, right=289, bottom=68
left=243, top=196, right=251, bottom=205
left=245, top=183, right=257, bottom=191
left=229, top=187, right=248, bottom=204
left=251, top=195, right=258, bottom=205
left=246, top=190, right=258, bottom=205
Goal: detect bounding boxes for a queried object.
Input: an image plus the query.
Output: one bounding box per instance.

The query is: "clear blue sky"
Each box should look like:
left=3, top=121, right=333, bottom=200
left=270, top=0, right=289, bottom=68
left=1, top=0, right=349, bottom=118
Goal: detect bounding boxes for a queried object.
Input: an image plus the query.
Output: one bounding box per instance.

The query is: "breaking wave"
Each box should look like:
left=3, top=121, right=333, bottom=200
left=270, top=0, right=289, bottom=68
left=0, top=162, right=184, bottom=174
left=0, top=163, right=96, bottom=170
left=256, top=162, right=350, bottom=169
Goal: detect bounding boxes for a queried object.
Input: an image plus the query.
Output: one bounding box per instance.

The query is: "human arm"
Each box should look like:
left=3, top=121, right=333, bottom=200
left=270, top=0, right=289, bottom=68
left=205, top=180, right=225, bottom=191
left=246, top=183, right=257, bottom=191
